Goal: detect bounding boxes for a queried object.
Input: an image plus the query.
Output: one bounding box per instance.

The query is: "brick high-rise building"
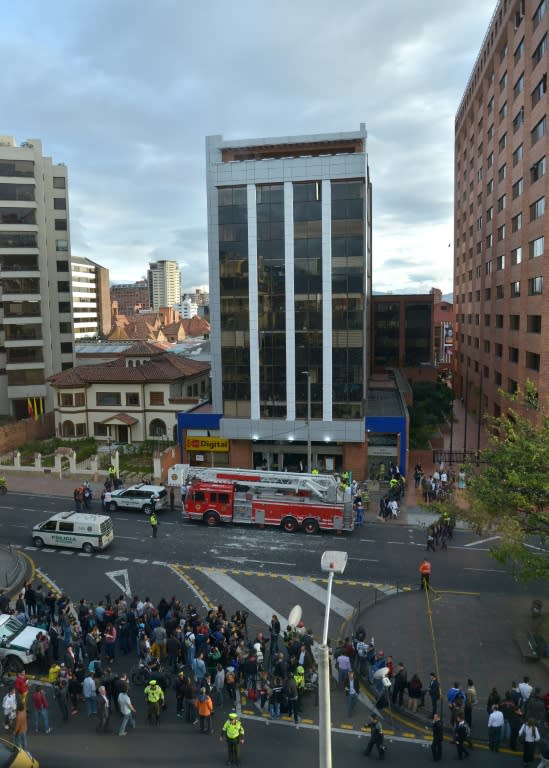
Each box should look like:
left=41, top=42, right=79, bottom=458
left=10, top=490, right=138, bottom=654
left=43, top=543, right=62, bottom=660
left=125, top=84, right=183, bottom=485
left=454, top=0, right=549, bottom=418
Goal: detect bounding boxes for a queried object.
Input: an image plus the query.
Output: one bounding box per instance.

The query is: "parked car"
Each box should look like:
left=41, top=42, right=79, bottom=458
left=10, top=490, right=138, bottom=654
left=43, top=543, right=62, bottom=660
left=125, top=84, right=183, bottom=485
left=107, top=484, right=168, bottom=515
left=0, top=615, right=43, bottom=672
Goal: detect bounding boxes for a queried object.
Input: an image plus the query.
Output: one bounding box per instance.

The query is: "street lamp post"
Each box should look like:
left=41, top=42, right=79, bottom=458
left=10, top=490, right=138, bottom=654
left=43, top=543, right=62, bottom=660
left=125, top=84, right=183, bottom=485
left=319, top=550, right=348, bottom=768
left=301, top=371, right=312, bottom=473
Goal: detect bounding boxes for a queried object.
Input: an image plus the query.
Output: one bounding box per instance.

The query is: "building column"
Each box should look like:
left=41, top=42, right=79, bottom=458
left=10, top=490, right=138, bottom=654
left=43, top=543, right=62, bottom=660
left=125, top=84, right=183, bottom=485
left=284, top=181, right=296, bottom=421
left=247, top=184, right=260, bottom=420
left=321, top=179, right=332, bottom=421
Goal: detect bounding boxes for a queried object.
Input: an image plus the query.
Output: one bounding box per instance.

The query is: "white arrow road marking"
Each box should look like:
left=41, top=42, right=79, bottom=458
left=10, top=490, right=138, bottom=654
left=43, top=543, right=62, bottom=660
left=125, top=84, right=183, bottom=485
left=105, top=568, right=132, bottom=596
left=464, top=536, right=500, bottom=547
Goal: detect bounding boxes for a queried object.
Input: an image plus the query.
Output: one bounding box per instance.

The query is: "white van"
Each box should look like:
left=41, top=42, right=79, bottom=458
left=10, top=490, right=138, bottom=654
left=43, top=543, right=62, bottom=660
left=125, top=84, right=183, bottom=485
left=32, top=511, right=114, bottom=553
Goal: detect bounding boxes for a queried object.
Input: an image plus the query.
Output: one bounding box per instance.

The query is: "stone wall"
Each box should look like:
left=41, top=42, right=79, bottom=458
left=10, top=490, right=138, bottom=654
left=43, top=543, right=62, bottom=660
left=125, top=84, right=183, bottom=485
left=0, top=414, right=54, bottom=454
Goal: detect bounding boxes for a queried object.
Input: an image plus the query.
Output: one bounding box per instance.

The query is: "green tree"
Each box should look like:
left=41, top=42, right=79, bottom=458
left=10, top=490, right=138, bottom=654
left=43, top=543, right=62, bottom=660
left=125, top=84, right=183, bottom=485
left=409, top=381, right=453, bottom=449
left=461, top=386, right=549, bottom=581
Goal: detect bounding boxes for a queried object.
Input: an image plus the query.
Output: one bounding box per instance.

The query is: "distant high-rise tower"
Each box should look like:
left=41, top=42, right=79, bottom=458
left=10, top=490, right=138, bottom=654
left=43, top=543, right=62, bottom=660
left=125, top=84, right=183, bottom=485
left=454, top=0, right=549, bottom=417
left=147, top=260, right=181, bottom=310
left=0, top=136, right=75, bottom=419
left=71, top=256, right=110, bottom=338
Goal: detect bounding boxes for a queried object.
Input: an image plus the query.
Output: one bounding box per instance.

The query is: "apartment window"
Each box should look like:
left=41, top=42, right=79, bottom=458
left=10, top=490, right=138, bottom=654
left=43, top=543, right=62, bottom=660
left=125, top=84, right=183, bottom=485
left=532, top=115, right=547, bottom=144
left=476, top=215, right=483, bottom=230
left=532, top=74, right=547, bottom=106
left=475, top=289, right=481, bottom=301
left=498, top=224, right=506, bottom=241
left=485, top=288, right=491, bottom=300
left=527, top=314, right=542, bottom=332
left=495, top=371, right=502, bottom=386
left=511, top=212, right=522, bottom=232
left=59, top=322, right=72, bottom=333
left=52, top=177, right=66, bottom=189
left=486, top=234, right=493, bottom=248
left=510, top=315, right=520, bottom=331
left=497, top=194, right=506, bottom=211
left=487, top=123, right=494, bottom=140
left=532, top=34, right=548, bottom=67
left=484, top=340, right=491, bottom=353
left=529, top=235, right=544, bottom=257
left=54, top=219, right=67, bottom=231
left=488, top=96, right=494, bottom=114
left=60, top=342, right=73, bottom=354
left=514, top=37, right=525, bottom=64
left=514, top=73, right=525, bottom=98
left=513, top=106, right=525, bottom=131
left=96, top=392, right=121, bottom=406
left=498, top=163, right=507, bottom=182
left=530, top=196, right=545, bottom=220
left=58, top=301, right=71, bottom=312
left=477, top=142, right=483, bottom=157
left=477, top=167, right=483, bottom=182
left=528, top=276, right=544, bottom=294
left=496, top=253, right=505, bottom=269
left=500, top=42, right=508, bottom=61
left=499, top=102, right=508, bottom=122
left=484, top=313, right=491, bottom=326
left=512, top=143, right=524, bottom=166
left=510, top=281, right=520, bottom=297
left=509, top=347, right=519, bottom=363
left=126, top=393, right=139, bottom=406
left=496, top=284, right=504, bottom=298
left=511, top=246, right=523, bottom=264
left=483, top=365, right=489, bottom=379
left=487, top=179, right=494, bottom=194
left=150, top=391, right=165, bottom=406
left=526, top=351, right=541, bottom=371
left=499, top=71, right=508, bottom=91
left=512, top=177, right=524, bottom=198
left=485, top=260, right=493, bottom=274
left=495, top=342, right=503, bottom=356
left=56, top=260, right=69, bottom=272
left=57, top=281, right=70, bottom=293
left=508, top=379, right=518, bottom=395
left=475, top=265, right=482, bottom=278
left=487, top=151, right=494, bottom=169
left=477, top=241, right=483, bottom=254
left=487, top=205, right=493, bottom=221
left=55, top=239, right=68, bottom=252
left=53, top=198, right=66, bottom=210
left=531, top=155, right=546, bottom=181
left=533, top=0, right=547, bottom=29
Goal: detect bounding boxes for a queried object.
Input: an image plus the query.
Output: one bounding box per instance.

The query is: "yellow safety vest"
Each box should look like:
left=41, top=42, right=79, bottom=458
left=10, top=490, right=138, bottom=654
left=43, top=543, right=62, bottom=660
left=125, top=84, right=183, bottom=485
left=144, top=685, right=163, bottom=703
left=294, top=672, right=305, bottom=689
left=223, top=719, right=244, bottom=740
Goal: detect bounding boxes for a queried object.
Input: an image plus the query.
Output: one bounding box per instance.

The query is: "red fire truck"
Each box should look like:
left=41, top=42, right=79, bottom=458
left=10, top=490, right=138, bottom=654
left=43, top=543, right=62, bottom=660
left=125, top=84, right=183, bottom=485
left=171, top=465, right=355, bottom=534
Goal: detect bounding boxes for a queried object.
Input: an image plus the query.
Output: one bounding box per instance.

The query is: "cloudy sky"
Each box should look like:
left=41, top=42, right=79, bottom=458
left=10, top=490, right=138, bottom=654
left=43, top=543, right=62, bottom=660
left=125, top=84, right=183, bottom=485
left=2, top=0, right=496, bottom=294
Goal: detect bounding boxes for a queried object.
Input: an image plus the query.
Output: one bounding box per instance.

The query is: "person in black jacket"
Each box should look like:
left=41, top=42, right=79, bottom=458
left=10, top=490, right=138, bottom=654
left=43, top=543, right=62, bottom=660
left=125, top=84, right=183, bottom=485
left=454, top=717, right=470, bottom=760
left=431, top=713, right=443, bottom=761
left=364, top=714, right=385, bottom=759
left=391, top=662, right=407, bottom=706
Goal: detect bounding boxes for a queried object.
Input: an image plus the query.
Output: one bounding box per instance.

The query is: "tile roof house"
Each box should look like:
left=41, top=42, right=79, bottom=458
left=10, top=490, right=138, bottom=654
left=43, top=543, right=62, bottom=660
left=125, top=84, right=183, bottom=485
left=48, top=342, right=211, bottom=444
left=106, top=312, right=210, bottom=343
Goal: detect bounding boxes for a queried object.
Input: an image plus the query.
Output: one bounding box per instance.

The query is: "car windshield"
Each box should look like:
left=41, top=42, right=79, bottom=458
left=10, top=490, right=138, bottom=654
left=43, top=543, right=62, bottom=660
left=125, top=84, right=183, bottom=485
left=0, top=617, right=23, bottom=643
left=0, top=740, right=17, bottom=768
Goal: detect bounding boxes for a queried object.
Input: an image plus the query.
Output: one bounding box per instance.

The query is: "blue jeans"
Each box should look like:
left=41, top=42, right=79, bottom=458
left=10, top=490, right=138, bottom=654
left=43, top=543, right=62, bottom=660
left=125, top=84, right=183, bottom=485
left=347, top=692, right=358, bottom=718
left=119, top=713, right=135, bottom=735
left=269, top=701, right=281, bottom=719
left=15, top=732, right=28, bottom=750
left=85, top=696, right=97, bottom=716
left=34, top=708, right=50, bottom=733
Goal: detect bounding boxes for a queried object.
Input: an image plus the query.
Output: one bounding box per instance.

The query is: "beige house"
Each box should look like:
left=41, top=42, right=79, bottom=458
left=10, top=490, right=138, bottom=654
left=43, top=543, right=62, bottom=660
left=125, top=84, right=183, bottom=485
left=48, top=341, right=210, bottom=443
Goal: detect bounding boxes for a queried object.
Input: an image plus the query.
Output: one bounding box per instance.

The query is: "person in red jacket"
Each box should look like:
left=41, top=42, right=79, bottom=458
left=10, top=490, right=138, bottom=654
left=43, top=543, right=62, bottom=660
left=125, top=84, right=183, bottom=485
left=14, top=671, right=29, bottom=707
left=31, top=685, right=52, bottom=734
left=419, top=559, right=432, bottom=590
left=194, top=687, right=214, bottom=734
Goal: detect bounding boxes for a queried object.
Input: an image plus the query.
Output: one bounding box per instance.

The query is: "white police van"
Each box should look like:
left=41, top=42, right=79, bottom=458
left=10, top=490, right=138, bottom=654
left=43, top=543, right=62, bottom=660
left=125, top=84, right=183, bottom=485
left=32, top=511, right=114, bottom=553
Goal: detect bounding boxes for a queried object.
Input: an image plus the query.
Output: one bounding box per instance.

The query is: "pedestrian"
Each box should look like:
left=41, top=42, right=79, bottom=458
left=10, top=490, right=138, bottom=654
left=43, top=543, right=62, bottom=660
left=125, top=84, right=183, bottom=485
left=144, top=679, right=164, bottom=725
left=13, top=702, right=28, bottom=751
left=195, top=686, right=214, bottom=734
left=83, top=482, right=92, bottom=510
left=103, top=489, right=112, bottom=512
left=426, top=528, right=436, bottom=552
left=149, top=511, right=159, bottom=538
left=428, top=673, right=440, bottom=718
left=118, top=683, right=136, bottom=736
left=169, top=487, right=175, bottom=512
left=14, top=671, right=29, bottom=708
left=419, top=558, right=431, bottom=590
left=454, top=717, right=470, bottom=760
left=73, top=486, right=84, bottom=513
left=487, top=704, right=504, bottom=752
left=431, top=713, right=443, bottom=762
left=363, top=713, right=385, bottom=759
left=344, top=670, right=360, bottom=718
left=53, top=679, right=69, bottom=722
left=518, top=718, right=541, bottom=765
left=2, top=686, right=16, bottom=731
left=391, top=662, right=407, bottom=707
left=284, top=674, right=299, bottom=724
left=82, top=671, right=97, bottom=716
left=95, top=685, right=110, bottom=733
left=464, top=678, right=476, bottom=730
left=31, top=685, right=52, bottom=734
left=220, top=712, right=245, bottom=766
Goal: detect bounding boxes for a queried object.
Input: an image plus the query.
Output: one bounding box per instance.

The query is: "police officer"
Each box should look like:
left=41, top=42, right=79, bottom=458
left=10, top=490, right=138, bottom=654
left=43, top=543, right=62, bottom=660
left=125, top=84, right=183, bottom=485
left=220, top=711, right=245, bottom=766
left=149, top=511, right=158, bottom=538
left=364, top=713, right=385, bottom=759
left=143, top=680, right=164, bottom=725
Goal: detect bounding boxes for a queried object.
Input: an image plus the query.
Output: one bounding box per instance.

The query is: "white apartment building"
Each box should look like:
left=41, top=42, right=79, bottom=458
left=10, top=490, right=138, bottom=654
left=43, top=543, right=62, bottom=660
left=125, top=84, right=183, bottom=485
left=147, top=260, right=181, bottom=310
left=0, top=136, right=75, bottom=419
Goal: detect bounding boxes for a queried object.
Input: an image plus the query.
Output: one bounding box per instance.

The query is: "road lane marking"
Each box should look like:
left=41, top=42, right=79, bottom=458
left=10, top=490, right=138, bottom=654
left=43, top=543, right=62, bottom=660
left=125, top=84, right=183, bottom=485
left=106, top=568, right=132, bottom=596
left=200, top=568, right=289, bottom=627
left=283, top=575, right=354, bottom=618
left=464, top=536, right=500, bottom=547
left=464, top=567, right=506, bottom=573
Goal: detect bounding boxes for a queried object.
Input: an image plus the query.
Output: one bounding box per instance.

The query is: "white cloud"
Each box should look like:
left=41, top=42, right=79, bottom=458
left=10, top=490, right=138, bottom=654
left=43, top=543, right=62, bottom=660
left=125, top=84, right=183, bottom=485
left=0, top=0, right=494, bottom=293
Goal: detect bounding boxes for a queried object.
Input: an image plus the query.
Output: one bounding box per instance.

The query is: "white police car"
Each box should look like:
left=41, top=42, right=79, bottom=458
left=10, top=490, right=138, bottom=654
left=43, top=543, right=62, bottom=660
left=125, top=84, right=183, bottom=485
left=107, top=484, right=168, bottom=515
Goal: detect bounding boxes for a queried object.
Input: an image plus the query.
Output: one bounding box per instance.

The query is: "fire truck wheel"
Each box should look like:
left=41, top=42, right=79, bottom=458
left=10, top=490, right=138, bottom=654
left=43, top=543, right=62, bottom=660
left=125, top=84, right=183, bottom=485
left=281, top=517, right=298, bottom=533
left=204, top=511, right=220, bottom=527
left=302, top=518, right=319, bottom=535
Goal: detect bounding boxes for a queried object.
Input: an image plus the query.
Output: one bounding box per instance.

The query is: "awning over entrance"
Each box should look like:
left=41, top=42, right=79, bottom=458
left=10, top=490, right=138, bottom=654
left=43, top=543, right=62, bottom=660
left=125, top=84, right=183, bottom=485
left=100, top=412, right=139, bottom=426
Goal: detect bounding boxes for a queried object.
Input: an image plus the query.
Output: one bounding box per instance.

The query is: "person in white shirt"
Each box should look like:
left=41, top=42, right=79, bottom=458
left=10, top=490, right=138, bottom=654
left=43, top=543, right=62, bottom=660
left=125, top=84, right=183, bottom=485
left=487, top=704, right=504, bottom=752
left=118, top=684, right=136, bottom=736
left=519, top=676, right=533, bottom=713
left=345, top=670, right=360, bottom=718
left=518, top=719, right=540, bottom=766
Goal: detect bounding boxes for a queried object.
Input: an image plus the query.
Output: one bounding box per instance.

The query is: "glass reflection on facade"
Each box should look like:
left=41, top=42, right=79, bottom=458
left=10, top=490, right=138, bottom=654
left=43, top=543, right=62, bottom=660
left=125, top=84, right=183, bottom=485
left=257, top=184, right=286, bottom=417
left=294, top=182, right=323, bottom=419
left=405, top=303, right=432, bottom=365
left=218, top=186, right=250, bottom=416
left=331, top=180, right=365, bottom=418
left=373, top=302, right=400, bottom=367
